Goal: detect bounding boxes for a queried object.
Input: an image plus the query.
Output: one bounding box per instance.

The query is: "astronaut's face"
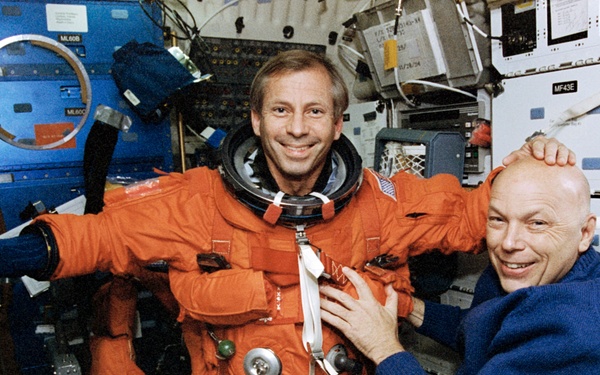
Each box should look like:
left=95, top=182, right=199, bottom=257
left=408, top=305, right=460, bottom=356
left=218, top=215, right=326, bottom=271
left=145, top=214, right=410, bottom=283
left=251, top=66, right=343, bottom=196
left=486, top=161, right=595, bottom=293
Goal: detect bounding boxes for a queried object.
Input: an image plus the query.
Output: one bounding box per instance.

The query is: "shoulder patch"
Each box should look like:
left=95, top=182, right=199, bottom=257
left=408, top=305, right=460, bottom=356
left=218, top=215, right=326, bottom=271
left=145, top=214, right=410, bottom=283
left=366, top=169, right=396, bottom=201
left=123, top=178, right=163, bottom=199
left=103, top=177, right=163, bottom=206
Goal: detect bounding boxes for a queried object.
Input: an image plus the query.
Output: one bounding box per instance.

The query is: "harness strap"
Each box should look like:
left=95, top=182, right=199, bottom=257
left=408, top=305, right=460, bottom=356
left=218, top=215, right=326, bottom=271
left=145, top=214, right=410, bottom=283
left=252, top=247, right=299, bottom=286
left=252, top=248, right=298, bottom=275
left=320, top=252, right=348, bottom=285
left=296, top=225, right=338, bottom=375
left=250, top=248, right=351, bottom=286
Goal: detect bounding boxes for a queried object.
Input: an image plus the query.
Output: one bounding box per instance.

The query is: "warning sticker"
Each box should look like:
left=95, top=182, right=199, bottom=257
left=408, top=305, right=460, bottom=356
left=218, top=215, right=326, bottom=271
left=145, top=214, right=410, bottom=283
left=34, top=122, right=76, bottom=149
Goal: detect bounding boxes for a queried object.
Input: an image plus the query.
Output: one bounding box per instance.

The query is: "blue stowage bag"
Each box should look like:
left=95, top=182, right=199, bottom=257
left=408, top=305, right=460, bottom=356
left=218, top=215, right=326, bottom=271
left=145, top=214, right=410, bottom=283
left=111, top=40, right=197, bottom=123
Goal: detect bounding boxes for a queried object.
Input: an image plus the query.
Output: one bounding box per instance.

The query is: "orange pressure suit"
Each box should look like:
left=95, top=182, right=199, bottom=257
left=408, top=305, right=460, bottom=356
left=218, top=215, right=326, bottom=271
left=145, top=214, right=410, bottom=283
left=33, top=165, right=497, bottom=374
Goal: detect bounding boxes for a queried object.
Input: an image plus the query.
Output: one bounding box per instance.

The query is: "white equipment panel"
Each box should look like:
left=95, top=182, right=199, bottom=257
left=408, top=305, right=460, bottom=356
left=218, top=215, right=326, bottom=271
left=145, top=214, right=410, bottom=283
left=491, top=0, right=600, bottom=77
left=492, top=64, right=600, bottom=216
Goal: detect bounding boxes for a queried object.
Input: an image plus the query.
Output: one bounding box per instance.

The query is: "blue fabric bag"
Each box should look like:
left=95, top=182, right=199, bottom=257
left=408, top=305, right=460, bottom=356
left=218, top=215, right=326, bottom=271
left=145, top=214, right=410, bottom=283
left=111, top=40, right=197, bottom=123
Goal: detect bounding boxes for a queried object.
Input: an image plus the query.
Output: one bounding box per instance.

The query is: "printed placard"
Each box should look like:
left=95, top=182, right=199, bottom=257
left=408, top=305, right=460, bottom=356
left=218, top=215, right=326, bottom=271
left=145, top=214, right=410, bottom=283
left=46, top=4, right=88, bottom=33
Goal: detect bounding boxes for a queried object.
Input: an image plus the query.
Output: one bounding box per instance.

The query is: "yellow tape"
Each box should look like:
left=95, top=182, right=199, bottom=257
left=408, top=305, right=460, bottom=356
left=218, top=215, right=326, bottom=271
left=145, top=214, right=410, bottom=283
left=383, top=39, right=398, bottom=70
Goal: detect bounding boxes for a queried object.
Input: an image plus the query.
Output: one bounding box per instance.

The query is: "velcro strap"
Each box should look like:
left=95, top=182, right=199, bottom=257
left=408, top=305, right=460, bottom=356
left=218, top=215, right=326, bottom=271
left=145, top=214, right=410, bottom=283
left=364, top=264, right=397, bottom=284
left=354, top=176, right=382, bottom=258
left=252, top=247, right=298, bottom=275
left=309, top=192, right=335, bottom=221
left=263, top=203, right=282, bottom=225
left=265, top=274, right=299, bottom=287
left=212, top=205, right=233, bottom=257
left=321, top=200, right=335, bottom=221
left=263, top=191, right=285, bottom=225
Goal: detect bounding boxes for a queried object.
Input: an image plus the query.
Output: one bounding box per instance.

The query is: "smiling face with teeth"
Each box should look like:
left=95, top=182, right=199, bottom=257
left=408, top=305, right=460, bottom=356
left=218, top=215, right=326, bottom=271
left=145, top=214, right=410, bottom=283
left=251, top=66, right=343, bottom=196
left=486, top=158, right=596, bottom=293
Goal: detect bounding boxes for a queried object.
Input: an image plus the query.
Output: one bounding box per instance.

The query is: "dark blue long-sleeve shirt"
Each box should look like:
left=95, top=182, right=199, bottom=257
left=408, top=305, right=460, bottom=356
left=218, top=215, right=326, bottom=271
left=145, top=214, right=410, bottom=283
left=377, top=248, right=600, bottom=374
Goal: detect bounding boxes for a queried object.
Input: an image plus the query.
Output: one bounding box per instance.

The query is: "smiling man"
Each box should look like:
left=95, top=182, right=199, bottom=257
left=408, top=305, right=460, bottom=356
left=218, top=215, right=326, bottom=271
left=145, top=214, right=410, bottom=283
left=250, top=63, right=344, bottom=195
left=486, top=157, right=595, bottom=293
left=321, top=157, right=600, bottom=375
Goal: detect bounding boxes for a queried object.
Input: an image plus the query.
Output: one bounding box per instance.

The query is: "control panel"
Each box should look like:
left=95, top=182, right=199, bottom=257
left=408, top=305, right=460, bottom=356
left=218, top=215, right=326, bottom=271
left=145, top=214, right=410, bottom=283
left=491, top=0, right=600, bottom=77
left=0, top=0, right=172, bottom=230
left=492, top=63, right=600, bottom=193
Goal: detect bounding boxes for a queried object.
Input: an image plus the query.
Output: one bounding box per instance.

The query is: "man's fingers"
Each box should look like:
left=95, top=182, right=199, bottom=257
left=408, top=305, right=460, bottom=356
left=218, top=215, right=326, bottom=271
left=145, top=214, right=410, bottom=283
left=341, top=267, right=378, bottom=302
left=534, top=138, right=578, bottom=166
left=503, top=136, right=577, bottom=166
left=567, top=151, right=577, bottom=166
left=384, top=284, right=398, bottom=315
left=555, top=144, right=576, bottom=166
left=532, top=138, right=556, bottom=164
left=319, top=284, right=341, bottom=300
left=320, top=284, right=363, bottom=317
left=320, top=298, right=345, bottom=317
left=320, top=296, right=362, bottom=337
left=501, top=150, right=519, bottom=166
left=320, top=295, right=352, bottom=316
left=320, top=305, right=351, bottom=335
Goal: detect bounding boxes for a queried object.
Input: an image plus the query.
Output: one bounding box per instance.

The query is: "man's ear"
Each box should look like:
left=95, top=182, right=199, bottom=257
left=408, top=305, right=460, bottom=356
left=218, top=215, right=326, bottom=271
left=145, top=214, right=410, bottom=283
left=251, top=110, right=261, bottom=136
left=333, top=116, right=343, bottom=140
left=579, top=214, right=597, bottom=253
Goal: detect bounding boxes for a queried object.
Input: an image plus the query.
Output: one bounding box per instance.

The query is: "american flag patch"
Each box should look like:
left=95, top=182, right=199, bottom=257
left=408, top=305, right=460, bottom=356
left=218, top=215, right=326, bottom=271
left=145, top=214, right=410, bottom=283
left=367, top=169, right=396, bottom=201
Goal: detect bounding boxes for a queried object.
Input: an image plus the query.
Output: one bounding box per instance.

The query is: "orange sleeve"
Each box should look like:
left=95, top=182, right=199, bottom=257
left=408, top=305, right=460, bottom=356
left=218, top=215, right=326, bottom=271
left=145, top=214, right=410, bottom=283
left=386, top=166, right=504, bottom=257
left=35, top=171, right=212, bottom=279
left=336, top=267, right=415, bottom=318
left=169, top=267, right=272, bottom=325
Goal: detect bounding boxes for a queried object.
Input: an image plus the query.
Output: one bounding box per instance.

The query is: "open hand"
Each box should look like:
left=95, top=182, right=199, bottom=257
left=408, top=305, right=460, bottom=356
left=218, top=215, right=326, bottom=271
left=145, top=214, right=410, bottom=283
left=502, top=136, right=576, bottom=166
left=320, top=267, right=404, bottom=364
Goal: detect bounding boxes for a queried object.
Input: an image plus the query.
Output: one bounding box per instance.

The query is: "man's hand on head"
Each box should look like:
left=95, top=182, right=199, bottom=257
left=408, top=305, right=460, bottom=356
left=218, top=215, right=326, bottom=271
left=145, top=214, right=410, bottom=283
left=502, top=136, right=576, bottom=167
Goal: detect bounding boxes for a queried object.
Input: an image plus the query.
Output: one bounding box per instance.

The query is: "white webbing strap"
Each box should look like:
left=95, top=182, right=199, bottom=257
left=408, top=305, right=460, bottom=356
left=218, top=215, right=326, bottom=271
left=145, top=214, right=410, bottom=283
left=296, top=225, right=338, bottom=375
left=273, top=190, right=285, bottom=206
left=529, top=90, right=600, bottom=141
left=309, top=191, right=330, bottom=204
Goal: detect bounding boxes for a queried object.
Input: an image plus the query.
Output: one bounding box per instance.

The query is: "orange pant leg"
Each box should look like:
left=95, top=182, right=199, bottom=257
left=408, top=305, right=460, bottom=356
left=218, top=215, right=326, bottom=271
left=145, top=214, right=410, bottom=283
left=89, top=270, right=182, bottom=375
left=89, top=276, right=143, bottom=375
